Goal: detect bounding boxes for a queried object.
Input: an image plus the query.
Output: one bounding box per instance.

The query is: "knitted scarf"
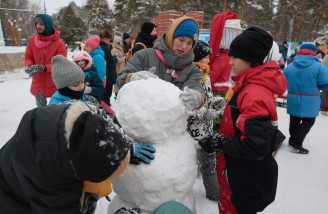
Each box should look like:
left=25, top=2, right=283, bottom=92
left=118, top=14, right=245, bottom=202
left=193, top=62, right=210, bottom=82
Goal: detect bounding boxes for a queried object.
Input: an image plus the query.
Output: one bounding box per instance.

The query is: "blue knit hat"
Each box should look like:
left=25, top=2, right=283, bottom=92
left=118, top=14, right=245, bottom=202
left=35, top=14, right=54, bottom=36
left=173, top=19, right=199, bottom=45
left=300, top=43, right=317, bottom=53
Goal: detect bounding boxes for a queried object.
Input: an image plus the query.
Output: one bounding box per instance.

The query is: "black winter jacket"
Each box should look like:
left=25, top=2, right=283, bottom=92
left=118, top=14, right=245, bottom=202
left=100, top=41, right=118, bottom=85
left=0, top=104, right=83, bottom=214
left=132, top=32, right=156, bottom=55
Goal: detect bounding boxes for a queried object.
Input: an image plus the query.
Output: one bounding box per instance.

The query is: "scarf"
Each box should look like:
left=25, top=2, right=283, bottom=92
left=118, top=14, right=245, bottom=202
left=34, top=36, right=52, bottom=48
left=193, top=62, right=210, bottom=82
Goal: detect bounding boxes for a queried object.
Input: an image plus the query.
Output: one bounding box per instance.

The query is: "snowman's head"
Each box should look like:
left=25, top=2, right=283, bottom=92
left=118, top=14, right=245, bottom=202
left=116, top=78, right=188, bottom=144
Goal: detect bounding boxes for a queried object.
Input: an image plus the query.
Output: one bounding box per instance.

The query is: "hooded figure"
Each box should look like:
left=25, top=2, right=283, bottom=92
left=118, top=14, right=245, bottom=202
left=283, top=43, right=328, bottom=154
left=0, top=101, right=130, bottom=214
left=117, top=16, right=205, bottom=111
left=132, top=22, right=157, bottom=55
left=208, top=12, right=242, bottom=94
left=24, top=13, right=67, bottom=101
left=72, top=51, right=105, bottom=103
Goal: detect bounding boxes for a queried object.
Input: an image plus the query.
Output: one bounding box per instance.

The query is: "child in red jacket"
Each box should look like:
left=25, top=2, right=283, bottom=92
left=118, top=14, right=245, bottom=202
left=199, top=27, right=287, bottom=214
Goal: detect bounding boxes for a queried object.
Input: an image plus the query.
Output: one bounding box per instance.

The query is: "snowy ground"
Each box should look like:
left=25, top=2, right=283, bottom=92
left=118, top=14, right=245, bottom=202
left=0, top=46, right=26, bottom=53
left=0, top=48, right=327, bottom=213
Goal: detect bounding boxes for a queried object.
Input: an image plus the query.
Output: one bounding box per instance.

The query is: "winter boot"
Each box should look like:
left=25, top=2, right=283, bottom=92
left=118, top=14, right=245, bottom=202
left=289, top=143, right=309, bottom=154
left=321, top=111, right=328, bottom=116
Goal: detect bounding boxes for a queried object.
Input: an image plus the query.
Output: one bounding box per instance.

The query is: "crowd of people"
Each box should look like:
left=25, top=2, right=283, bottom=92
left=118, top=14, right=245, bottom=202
left=0, top=11, right=328, bottom=214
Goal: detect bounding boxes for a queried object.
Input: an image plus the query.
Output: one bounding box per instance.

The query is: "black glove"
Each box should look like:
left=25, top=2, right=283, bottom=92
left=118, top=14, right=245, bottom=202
left=81, top=192, right=99, bottom=214
left=25, top=64, right=45, bottom=77
left=198, top=134, right=230, bottom=153
left=114, top=207, right=141, bottom=214
left=211, top=96, right=228, bottom=112
left=129, top=143, right=156, bottom=165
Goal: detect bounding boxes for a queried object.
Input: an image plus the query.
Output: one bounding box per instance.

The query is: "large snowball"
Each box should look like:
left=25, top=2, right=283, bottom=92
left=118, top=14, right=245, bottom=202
left=108, top=78, right=197, bottom=213
left=116, top=78, right=188, bottom=144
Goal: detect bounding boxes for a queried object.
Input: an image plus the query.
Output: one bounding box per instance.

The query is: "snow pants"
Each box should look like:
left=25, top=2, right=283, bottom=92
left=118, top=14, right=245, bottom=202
left=289, top=115, right=316, bottom=147
left=196, top=148, right=219, bottom=198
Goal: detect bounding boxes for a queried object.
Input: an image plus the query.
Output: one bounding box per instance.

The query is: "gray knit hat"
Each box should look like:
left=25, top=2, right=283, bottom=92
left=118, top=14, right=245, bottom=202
left=51, top=55, right=85, bottom=89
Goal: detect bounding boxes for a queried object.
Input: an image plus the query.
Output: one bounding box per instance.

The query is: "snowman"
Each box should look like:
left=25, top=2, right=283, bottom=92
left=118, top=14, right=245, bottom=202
left=107, top=78, right=198, bottom=214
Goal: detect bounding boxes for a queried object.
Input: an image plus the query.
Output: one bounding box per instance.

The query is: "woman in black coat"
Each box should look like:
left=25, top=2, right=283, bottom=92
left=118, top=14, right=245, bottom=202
left=99, top=29, right=118, bottom=106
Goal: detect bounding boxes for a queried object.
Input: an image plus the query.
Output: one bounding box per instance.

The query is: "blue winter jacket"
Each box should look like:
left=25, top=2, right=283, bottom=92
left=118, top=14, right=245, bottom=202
left=284, top=55, right=328, bottom=117
left=89, top=46, right=106, bottom=81
left=49, top=91, right=86, bottom=105
left=84, top=64, right=104, bottom=102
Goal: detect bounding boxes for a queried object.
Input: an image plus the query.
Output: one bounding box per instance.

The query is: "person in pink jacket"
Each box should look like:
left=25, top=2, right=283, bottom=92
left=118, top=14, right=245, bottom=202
left=24, top=14, right=67, bottom=106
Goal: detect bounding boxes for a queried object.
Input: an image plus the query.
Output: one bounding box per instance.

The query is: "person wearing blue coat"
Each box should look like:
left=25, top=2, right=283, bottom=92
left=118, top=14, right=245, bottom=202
left=84, top=36, right=106, bottom=82
left=284, top=43, right=328, bottom=154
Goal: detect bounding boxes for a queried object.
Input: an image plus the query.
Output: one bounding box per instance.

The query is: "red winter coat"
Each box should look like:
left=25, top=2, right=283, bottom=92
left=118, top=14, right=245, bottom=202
left=210, top=50, right=232, bottom=92
left=25, top=29, right=67, bottom=97
left=217, top=62, right=287, bottom=213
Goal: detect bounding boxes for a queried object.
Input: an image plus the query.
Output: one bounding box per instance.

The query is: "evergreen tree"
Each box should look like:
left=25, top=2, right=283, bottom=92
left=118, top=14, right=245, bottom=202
left=85, top=0, right=114, bottom=35
left=56, top=2, right=87, bottom=45
left=184, top=0, right=222, bottom=29
left=130, top=0, right=160, bottom=32
left=112, top=0, right=130, bottom=33
left=113, top=0, right=160, bottom=34
left=271, top=0, right=294, bottom=42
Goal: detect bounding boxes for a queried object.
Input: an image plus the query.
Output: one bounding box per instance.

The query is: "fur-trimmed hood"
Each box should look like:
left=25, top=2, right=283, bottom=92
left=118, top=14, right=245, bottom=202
left=164, top=16, right=199, bottom=53
left=64, top=101, right=90, bottom=146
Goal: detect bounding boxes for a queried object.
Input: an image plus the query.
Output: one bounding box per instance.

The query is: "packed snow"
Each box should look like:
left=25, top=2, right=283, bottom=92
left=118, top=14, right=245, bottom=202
left=0, top=46, right=26, bottom=53
left=108, top=79, right=197, bottom=213
left=0, top=48, right=327, bottom=213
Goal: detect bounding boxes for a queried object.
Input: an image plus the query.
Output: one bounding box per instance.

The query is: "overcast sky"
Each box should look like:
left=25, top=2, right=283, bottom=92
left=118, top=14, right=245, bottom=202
left=35, top=0, right=115, bottom=15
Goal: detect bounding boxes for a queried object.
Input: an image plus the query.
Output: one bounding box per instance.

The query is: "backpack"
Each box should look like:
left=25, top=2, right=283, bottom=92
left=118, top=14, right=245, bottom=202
left=125, top=42, right=147, bottom=65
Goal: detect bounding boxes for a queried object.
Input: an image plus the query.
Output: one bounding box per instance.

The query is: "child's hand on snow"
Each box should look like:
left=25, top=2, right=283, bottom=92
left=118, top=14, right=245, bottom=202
left=180, top=86, right=202, bottom=111
left=129, top=143, right=156, bottom=165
